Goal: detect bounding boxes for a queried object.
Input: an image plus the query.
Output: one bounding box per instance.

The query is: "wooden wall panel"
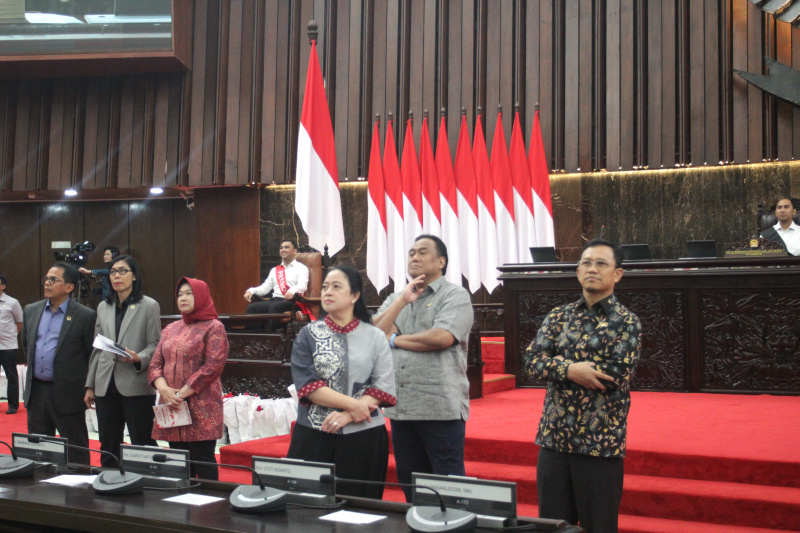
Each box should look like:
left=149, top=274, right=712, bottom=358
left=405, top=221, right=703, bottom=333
left=0, top=203, right=40, bottom=307
left=128, top=200, right=177, bottom=312
left=0, top=0, right=798, bottom=195
left=194, top=187, right=259, bottom=314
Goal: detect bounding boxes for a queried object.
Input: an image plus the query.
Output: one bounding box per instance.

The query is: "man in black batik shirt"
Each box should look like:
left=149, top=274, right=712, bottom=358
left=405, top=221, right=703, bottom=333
left=524, top=239, right=641, bottom=533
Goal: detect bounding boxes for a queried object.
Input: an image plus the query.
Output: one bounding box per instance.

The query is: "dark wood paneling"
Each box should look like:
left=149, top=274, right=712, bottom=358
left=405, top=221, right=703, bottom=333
left=129, top=200, right=177, bottom=312
left=0, top=203, right=40, bottom=307
left=82, top=202, right=131, bottom=265
left=194, top=187, right=259, bottom=315
left=172, top=200, right=197, bottom=314
left=0, top=0, right=799, bottom=197
left=38, top=203, right=84, bottom=286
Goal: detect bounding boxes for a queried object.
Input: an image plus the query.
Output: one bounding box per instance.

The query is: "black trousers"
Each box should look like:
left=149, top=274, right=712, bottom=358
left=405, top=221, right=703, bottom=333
left=94, top=380, right=156, bottom=468
left=536, top=447, right=625, bottom=533
left=168, top=440, right=219, bottom=480
left=26, top=379, right=90, bottom=464
left=245, top=298, right=296, bottom=330
left=389, top=419, right=466, bottom=502
left=0, top=349, right=18, bottom=410
left=287, top=423, right=390, bottom=499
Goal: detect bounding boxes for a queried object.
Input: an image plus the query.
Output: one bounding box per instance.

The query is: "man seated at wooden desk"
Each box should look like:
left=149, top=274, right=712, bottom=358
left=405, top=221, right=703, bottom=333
left=761, top=197, right=800, bottom=256
left=243, top=238, right=310, bottom=330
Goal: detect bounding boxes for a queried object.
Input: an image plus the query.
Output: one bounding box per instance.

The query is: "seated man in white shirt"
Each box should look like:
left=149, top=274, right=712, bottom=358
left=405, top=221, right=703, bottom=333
left=761, top=197, right=800, bottom=256
left=244, top=239, right=310, bottom=330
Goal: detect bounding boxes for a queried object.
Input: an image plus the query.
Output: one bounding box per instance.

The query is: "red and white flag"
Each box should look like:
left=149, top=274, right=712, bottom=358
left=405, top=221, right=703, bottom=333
left=510, top=111, right=536, bottom=262
left=295, top=40, right=345, bottom=257
left=529, top=110, right=555, bottom=247
left=435, top=115, right=462, bottom=286
left=383, top=118, right=407, bottom=287
left=491, top=111, right=518, bottom=268
left=366, top=119, right=389, bottom=292
left=454, top=114, right=481, bottom=293
left=419, top=116, right=441, bottom=237
left=473, top=113, right=500, bottom=293
left=401, top=118, right=423, bottom=255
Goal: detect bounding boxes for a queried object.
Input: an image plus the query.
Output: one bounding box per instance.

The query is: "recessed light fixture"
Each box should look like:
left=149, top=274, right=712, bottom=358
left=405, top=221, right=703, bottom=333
left=150, top=187, right=164, bottom=194
left=64, top=189, right=78, bottom=196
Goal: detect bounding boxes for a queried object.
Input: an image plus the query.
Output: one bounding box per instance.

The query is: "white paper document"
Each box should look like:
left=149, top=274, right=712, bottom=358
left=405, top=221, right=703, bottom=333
left=41, top=475, right=97, bottom=486
left=92, top=334, right=132, bottom=359
left=153, top=399, right=192, bottom=428
left=319, top=510, right=387, bottom=524
left=163, top=494, right=225, bottom=506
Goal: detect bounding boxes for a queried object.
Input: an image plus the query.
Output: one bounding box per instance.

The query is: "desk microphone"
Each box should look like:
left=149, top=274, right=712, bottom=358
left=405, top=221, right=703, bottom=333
left=151, top=454, right=286, bottom=512
left=26, top=436, right=144, bottom=495
left=0, top=440, right=35, bottom=479
left=320, top=474, right=477, bottom=533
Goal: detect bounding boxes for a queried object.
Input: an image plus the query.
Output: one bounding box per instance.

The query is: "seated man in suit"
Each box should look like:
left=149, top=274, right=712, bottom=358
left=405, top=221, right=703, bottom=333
left=761, top=197, right=800, bottom=256
left=243, top=239, right=310, bottom=330
left=22, top=262, right=96, bottom=465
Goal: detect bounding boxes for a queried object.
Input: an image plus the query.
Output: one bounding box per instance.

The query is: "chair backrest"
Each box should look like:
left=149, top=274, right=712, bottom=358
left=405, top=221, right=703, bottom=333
left=294, top=252, right=323, bottom=298
left=760, top=211, right=800, bottom=230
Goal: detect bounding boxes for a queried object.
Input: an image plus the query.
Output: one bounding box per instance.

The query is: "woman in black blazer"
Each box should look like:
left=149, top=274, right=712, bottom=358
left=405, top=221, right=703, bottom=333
left=84, top=255, right=161, bottom=466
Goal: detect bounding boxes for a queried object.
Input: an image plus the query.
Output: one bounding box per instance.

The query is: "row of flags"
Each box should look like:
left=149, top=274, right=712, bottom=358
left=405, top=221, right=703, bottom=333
left=294, top=37, right=554, bottom=296
left=366, top=109, right=554, bottom=294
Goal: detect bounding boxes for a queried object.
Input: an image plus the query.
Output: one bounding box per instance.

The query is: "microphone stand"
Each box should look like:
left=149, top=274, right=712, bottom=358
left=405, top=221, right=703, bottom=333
left=320, top=474, right=477, bottom=533
left=151, top=453, right=286, bottom=512
left=26, top=436, right=144, bottom=495
left=0, top=440, right=35, bottom=478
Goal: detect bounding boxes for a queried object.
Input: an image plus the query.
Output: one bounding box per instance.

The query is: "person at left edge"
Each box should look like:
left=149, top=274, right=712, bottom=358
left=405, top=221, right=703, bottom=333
left=84, top=255, right=160, bottom=467
left=22, top=262, right=97, bottom=465
left=0, top=275, right=23, bottom=415
left=149, top=277, right=228, bottom=480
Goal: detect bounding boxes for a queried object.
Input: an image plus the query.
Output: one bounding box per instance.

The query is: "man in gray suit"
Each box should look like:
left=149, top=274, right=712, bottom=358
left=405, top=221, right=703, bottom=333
left=23, top=262, right=96, bottom=465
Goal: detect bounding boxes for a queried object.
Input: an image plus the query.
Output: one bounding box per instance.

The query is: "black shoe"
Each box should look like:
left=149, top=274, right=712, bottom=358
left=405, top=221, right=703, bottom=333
left=5, top=408, right=17, bottom=414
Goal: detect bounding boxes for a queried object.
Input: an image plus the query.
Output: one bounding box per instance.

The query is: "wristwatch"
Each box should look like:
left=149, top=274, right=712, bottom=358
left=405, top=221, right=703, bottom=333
left=389, top=333, right=398, bottom=348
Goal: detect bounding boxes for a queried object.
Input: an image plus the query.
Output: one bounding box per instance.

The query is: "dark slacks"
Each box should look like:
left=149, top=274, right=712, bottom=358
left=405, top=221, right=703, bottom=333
left=26, top=379, right=90, bottom=464
left=245, top=298, right=296, bottom=330
left=94, top=381, right=156, bottom=468
left=168, top=440, right=219, bottom=480
left=536, top=447, right=625, bottom=533
left=0, top=349, right=19, bottom=410
left=287, top=422, right=390, bottom=499
left=390, top=419, right=466, bottom=502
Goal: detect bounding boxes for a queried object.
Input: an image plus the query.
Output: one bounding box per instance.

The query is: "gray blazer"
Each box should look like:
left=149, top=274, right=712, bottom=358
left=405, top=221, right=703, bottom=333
left=22, top=298, right=97, bottom=415
left=85, top=295, right=161, bottom=397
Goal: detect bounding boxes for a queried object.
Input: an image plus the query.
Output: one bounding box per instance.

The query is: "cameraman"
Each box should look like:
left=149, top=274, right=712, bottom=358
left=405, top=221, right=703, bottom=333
left=79, top=246, right=120, bottom=300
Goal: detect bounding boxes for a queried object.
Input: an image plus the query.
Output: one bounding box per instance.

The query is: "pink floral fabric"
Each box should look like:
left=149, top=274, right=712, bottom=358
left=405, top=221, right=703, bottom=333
left=149, top=318, right=229, bottom=442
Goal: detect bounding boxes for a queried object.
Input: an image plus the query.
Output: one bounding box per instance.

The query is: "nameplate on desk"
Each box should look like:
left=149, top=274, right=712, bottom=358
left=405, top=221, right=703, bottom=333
left=121, top=444, right=189, bottom=479
left=252, top=456, right=334, bottom=496
left=411, top=473, right=517, bottom=518
left=12, top=433, right=67, bottom=466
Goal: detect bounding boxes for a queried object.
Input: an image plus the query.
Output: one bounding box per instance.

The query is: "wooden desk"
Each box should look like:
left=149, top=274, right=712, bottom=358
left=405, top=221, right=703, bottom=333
left=500, top=257, right=800, bottom=394
left=0, top=469, right=579, bottom=533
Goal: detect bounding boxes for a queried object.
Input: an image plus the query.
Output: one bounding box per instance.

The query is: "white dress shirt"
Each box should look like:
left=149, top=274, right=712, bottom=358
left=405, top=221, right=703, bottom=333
left=773, top=222, right=800, bottom=256
left=0, top=292, right=23, bottom=350
left=248, top=259, right=310, bottom=299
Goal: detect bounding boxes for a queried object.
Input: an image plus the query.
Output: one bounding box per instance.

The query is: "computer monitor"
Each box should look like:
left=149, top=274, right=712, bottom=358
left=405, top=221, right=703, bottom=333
left=622, top=244, right=651, bottom=262
left=529, top=247, right=558, bottom=263
left=685, top=240, right=717, bottom=259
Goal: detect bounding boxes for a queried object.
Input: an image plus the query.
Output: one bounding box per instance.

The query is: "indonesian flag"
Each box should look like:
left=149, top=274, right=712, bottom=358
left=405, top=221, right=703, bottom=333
left=435, top=116, right=462, bottom=286
left=383, top=118, right=407, bottom=287
left=454, top=114, right=481, bottom=293
left=510, top=111, right=536, bottom=262
left=473, top=113, right=500, bottom=293
left=366, top=119, right=389, bottom=292
left=529, top=110, right=555, bottom=247
left=419, top=116, right=442, bottom=238
left=401, top=119, right=423, bottom=255
left=491, top=111, right=518, bottom=268
left=295, top=40, right=345, bottom=257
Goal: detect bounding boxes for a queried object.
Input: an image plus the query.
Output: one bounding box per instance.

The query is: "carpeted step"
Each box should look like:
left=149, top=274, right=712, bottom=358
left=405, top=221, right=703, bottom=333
left=481, top=337, right=505, bottom=374
left=482, top=374, right=516, bottom=395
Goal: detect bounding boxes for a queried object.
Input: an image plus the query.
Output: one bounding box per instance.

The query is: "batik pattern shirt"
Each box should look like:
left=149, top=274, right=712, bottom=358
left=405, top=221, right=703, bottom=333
left=524, top=294, right=641, bottom=457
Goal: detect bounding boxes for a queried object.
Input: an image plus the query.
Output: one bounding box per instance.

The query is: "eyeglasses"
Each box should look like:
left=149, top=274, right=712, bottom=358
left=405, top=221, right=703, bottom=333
left=42, top=276, right=64, bottom=285
left=108, top=268, right=132, bottom=276
left=578, top=260, right=614, bottom=270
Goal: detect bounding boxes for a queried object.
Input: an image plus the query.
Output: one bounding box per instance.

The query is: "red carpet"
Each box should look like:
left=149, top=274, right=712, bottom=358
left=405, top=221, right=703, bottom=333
left=218, top=389, right=800, bottom=532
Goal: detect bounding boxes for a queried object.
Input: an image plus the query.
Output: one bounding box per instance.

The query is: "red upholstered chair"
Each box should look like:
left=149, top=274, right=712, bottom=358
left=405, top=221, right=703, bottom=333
left=287, top=251, right=322, bottom=322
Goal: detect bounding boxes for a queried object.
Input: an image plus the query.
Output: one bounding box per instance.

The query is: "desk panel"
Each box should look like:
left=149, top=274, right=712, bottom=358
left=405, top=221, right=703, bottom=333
left=501, top=259, right=800, bottom=394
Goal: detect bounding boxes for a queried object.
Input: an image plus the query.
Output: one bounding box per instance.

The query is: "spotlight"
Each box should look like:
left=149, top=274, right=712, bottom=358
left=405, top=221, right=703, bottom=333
left=150, top=187, right=164, bottom=195
left=64, top=189, right=78, bottom=197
